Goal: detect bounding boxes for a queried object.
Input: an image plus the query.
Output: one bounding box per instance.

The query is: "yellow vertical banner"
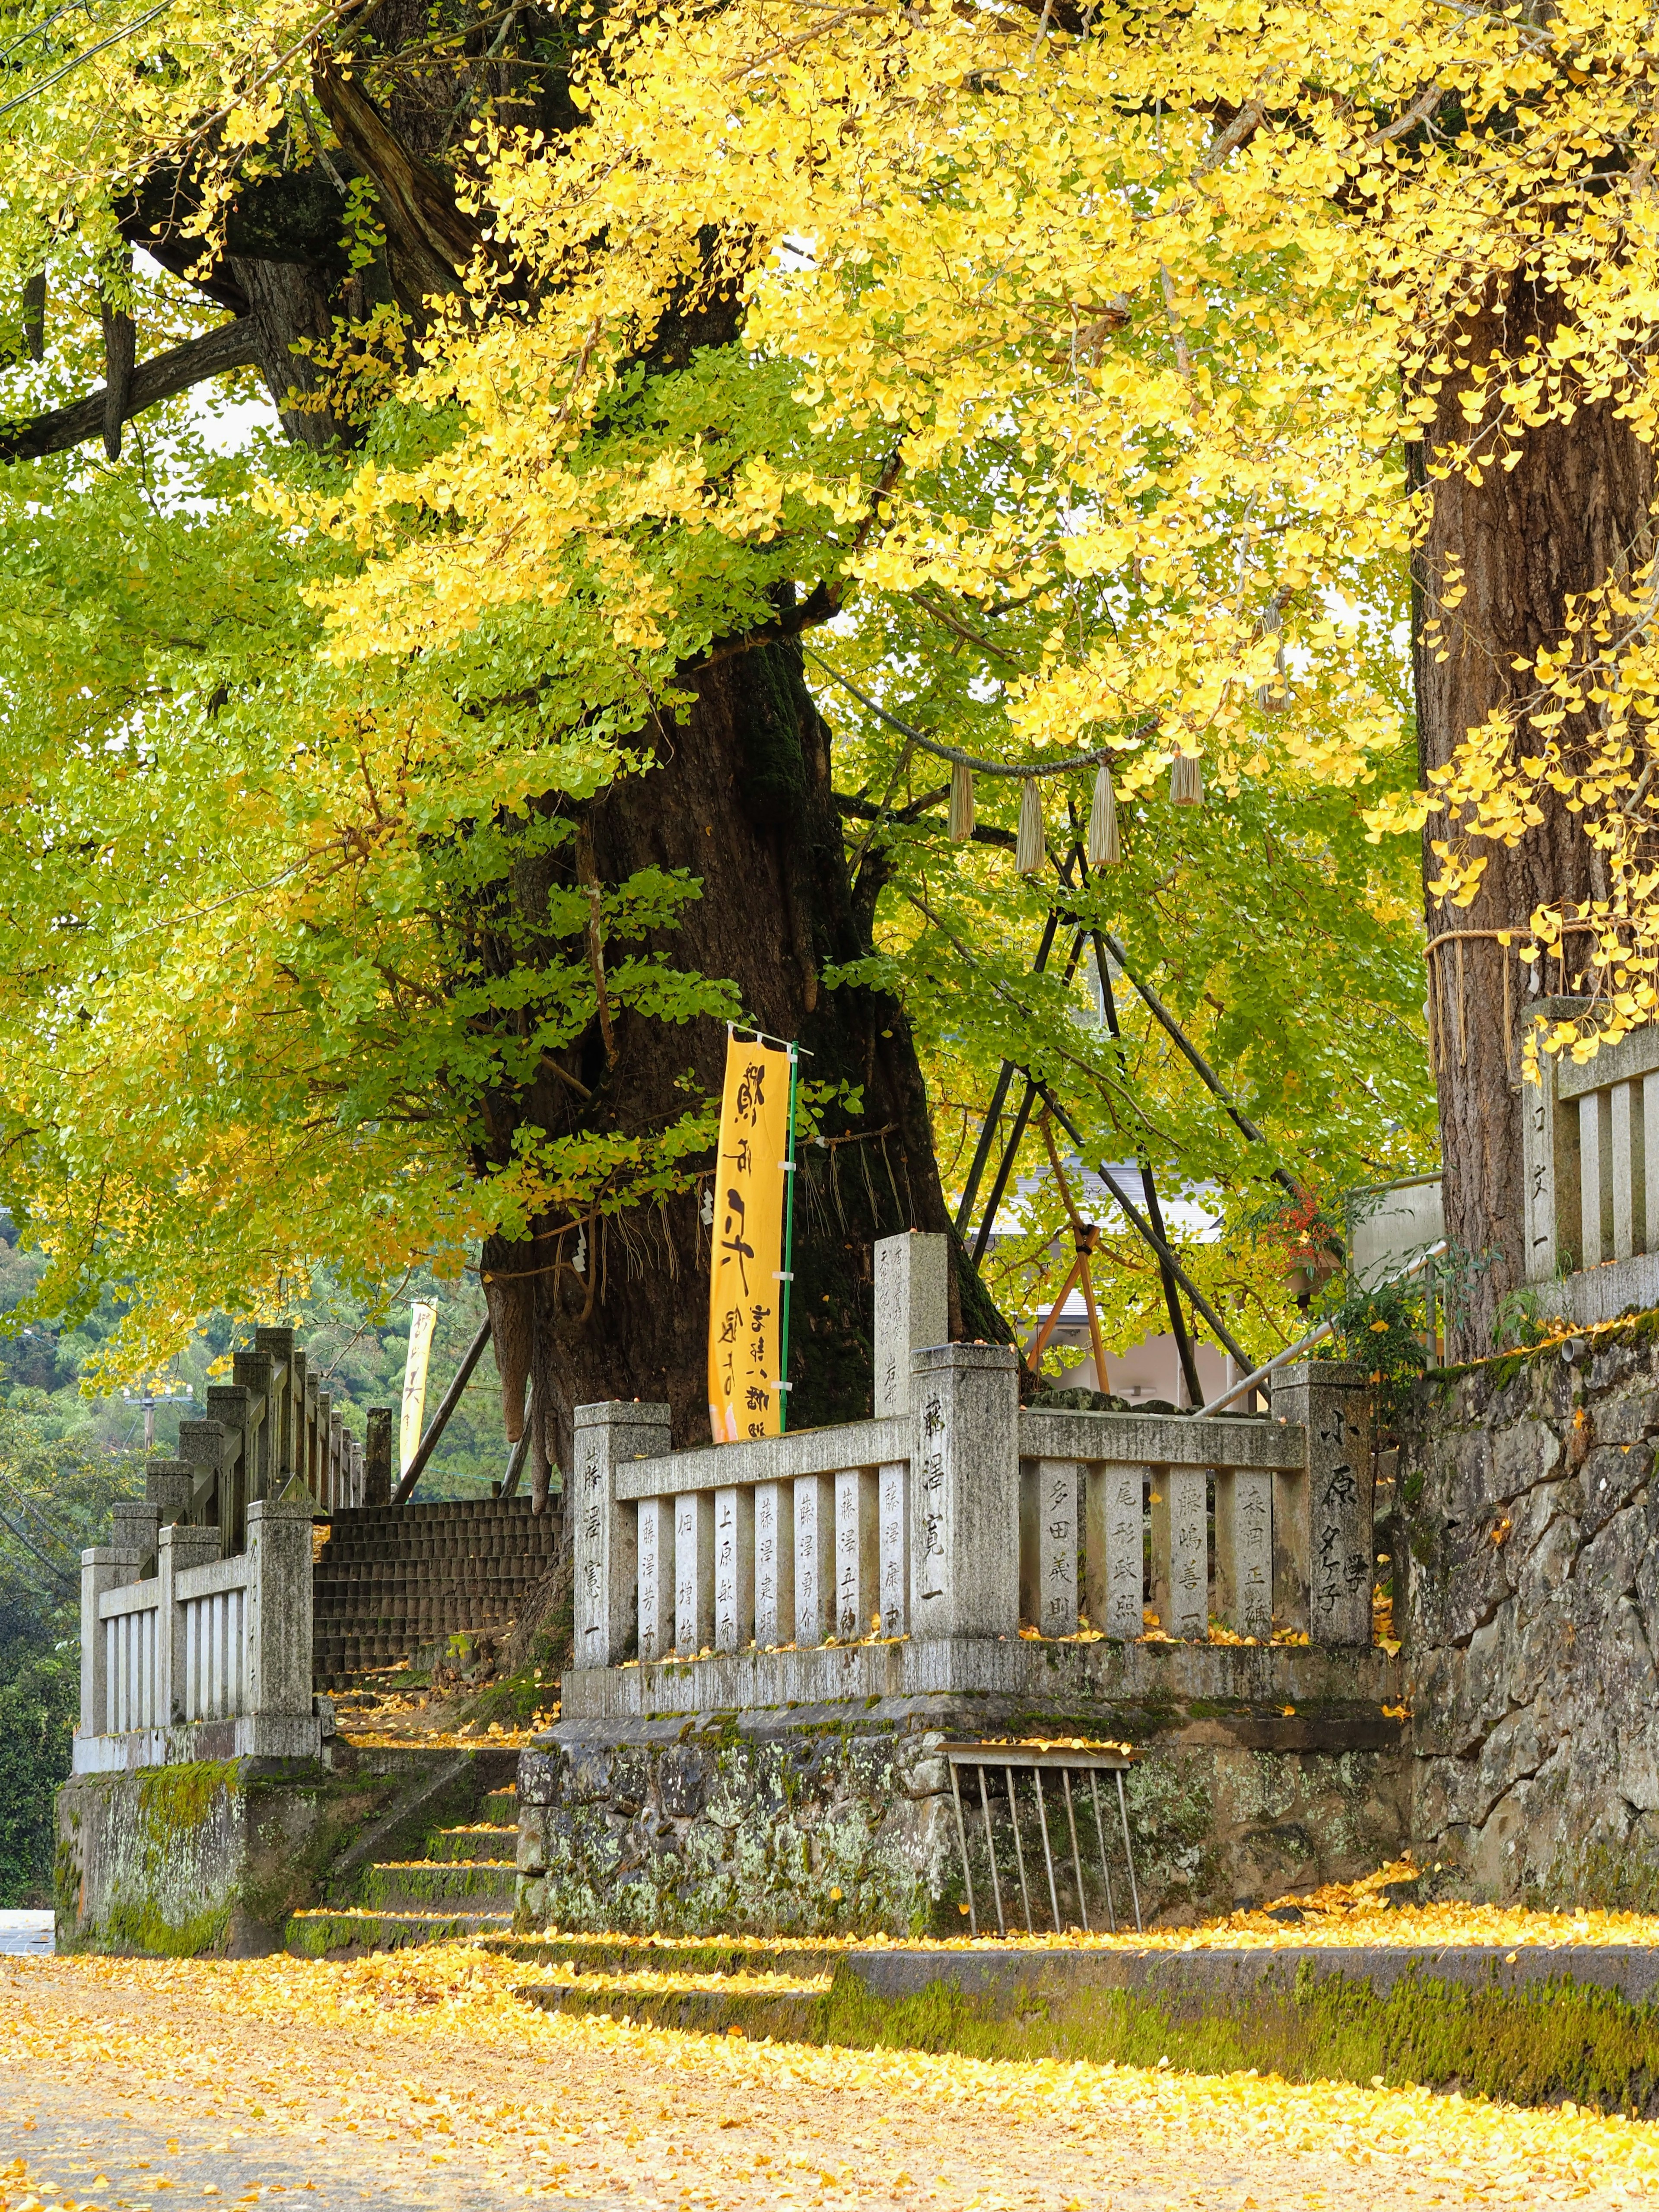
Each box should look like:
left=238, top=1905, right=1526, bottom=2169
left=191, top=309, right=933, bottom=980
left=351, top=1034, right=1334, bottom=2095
left=708, top=1032, right=792, bottom=1443
left=400, top=1299, right=438, bottom=1478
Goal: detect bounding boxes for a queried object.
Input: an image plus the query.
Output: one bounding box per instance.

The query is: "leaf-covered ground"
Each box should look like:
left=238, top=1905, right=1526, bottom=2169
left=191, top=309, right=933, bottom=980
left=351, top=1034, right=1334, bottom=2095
left=1, top=1941, right=1650, bottom=2210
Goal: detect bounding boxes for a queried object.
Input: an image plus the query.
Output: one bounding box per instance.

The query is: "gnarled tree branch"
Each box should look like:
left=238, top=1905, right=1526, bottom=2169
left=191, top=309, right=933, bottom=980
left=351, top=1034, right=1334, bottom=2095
left=0, top=316, right=260, bottom=463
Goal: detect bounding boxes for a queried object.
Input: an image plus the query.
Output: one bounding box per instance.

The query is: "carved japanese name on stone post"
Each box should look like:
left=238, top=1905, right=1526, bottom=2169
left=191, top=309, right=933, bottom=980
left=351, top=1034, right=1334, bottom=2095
left=637, top=1496, right=676, bottom=1662
left=1273, top=1360, right=1373, bottom=1646
left=873, top=1231, right=950, bottom=1418
left=909, top=1342, right=1019, bottom=1640
left=675, top=1490, right=715, bottom=1654
left=877, top=1461, right=909, bottom=1637
left=835, top=1467, right=879, bottom=1641
left=714, top=1485, right=756, bottom=1653
left=794, top=1473, right=834, bottom=1645
left=1085, top=1463, right=1147, bottom=1640
left=1214, top=1467, right=1272, bottom=1640
left=572, top=1400, right=671, bottom=1668
left=754, top=1480, right=794, bottom=1647
left=1151, top=1466, right=1208, bottom=1639
left=1020, top=1459, right=1078, bottom=1636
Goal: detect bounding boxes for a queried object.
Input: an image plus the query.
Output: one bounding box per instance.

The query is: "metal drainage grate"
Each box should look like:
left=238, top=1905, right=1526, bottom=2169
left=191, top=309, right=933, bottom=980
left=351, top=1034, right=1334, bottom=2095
left=942, top=1742, right=1141, bottom=1939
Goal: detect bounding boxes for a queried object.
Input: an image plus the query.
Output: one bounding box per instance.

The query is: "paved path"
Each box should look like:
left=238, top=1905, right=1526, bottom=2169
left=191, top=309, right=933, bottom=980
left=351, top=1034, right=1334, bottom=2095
left=0, top=1949, right=1646, bottom=2210
left=0, top=1910, right=53, bottom=1956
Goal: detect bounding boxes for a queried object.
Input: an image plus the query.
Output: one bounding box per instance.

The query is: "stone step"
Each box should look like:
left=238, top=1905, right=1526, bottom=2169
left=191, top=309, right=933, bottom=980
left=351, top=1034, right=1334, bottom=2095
left=515, top=1975, right=829, bottom=2041
left=429, top=1824, right=518, bottom=1863
left=483, top=1787, right=517, bottom=1823
left=483, top=1932, right=841, bottom=1979
left=286, top=1907, right=514, bottom=1957
left=362, top=1860, right=518, bottom=1912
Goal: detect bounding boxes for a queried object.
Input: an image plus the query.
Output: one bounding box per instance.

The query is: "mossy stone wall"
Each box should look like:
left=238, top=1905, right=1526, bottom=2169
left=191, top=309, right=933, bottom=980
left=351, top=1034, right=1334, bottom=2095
left=519, top=1708, right=1411, bottom=1936
left=1405, top=1326, right=1659, bottom=1905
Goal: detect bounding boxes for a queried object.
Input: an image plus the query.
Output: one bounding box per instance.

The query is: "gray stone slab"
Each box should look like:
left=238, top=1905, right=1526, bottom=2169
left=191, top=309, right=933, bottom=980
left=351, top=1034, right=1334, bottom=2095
left=613, top=1417, right=907, bottom=1500
left=559, top=1631, right=1402, bottom=1722
left=1021, top=1408, right=1305, bottom=1470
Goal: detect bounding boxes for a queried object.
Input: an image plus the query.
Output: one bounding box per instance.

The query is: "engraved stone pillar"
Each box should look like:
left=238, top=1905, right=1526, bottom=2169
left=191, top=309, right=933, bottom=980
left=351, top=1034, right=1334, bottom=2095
left=674, top=1490, right=715, bottom=1653
left=909, top=1342, right=1020, bottom=1641
left=1150, top=1467, right=1208, bottom=1639
left=637, top=1497, right=676, bottom=1662
left=572, top=1401, right=671, bottom=1669
left=1084, top=1462, right=1146, bottom=1640
left=873, top=1231, right=950, bottom=1418
left=245, top=1496, right=316, bottom=1717
left=714, top=1486, right=756, bottom=1653
left=1274, top=1361, right=1373, bottom=1646
left=79, top=1545, right=141, bottom=1745
left=1214, top=1467, right=1272, bottom=1640
left=754, top=1481, right=795, bottom=1648
left=362, top=1408, right=394, bottom=1508
left=794, top=1473, right=835, bottom=1645
left=877, top=1462, right=909, bottom=1637
left=1020, top=1459, right=1079, bottom=1636
left=834, top=1468, right=879, bottom=1641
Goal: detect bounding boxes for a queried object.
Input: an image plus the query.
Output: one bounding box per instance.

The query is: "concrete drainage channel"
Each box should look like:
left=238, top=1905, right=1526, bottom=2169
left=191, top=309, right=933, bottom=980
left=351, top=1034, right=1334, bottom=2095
left=491, top=1935, right=1659, bottom=2115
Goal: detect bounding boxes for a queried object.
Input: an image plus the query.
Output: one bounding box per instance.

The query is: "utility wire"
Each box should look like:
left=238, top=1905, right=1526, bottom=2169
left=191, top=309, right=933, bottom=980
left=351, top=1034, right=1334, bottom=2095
left=0, top=1501, right=75, bottom=1587
left=0, top=0, right=89, bottom=70
left=0, top=0, right=169, bottom=121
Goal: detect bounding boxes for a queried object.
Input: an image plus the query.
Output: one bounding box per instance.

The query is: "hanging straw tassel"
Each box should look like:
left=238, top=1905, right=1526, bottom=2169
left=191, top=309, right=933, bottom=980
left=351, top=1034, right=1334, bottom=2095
left=949, top=760, right=976, bottom=842
left=1087, top=762, right=1120, bottom=868
left=1170, top=751, right=1204, bottom=807
left=1015, top=777, right=1044, bottom=873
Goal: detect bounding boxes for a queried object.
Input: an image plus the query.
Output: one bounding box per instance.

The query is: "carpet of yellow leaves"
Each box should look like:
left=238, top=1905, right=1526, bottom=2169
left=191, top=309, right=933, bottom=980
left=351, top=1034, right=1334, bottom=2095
left=521, top=1858, right=1659, bottom=1956
left=0, top=1927, right=1653, bottom=2209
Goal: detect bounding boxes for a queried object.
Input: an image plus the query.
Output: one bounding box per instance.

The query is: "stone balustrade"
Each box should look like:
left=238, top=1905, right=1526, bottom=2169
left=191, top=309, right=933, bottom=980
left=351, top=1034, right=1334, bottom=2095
left=570, top=1235, right=1374, bottom=1710
left=1522, top=1003, right=1659, bottom=1325
left=75, top=1494, right=321, bottom=1775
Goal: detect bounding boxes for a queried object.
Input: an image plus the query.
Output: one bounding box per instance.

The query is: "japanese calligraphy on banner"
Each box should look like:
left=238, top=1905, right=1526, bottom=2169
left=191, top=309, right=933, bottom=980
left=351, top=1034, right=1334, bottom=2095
left=707, top=1031, right=793, bottom=1444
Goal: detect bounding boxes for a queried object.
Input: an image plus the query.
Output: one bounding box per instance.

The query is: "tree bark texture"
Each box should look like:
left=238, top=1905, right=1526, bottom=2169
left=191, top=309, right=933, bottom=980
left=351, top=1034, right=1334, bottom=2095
left=478, top=642, right=1008, bottom=1500
left=1417, top=277, right=1656, bottom=1354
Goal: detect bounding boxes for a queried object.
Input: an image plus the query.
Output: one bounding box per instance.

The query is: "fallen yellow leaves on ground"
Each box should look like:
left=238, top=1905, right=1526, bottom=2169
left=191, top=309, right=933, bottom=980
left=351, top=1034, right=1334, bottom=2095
left=2, top=1936, right=1653, bottom=2208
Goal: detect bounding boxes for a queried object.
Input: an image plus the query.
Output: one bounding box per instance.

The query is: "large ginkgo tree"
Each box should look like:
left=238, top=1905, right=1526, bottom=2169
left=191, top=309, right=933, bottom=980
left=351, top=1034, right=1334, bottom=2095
left=3, top=0, right=1639, bottom=1474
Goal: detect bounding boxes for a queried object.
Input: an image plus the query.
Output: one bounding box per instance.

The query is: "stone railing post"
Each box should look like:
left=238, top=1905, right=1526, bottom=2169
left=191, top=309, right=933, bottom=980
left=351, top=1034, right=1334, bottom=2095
left=363, top=1408, right=394, bottom=1507
left=79, top=1545, right=142, bottom=1742
left=245, top=1497, right=316, bottom=1716
left=111, top=1498, right=161, bottom=1563
left=158, top=1521, right=221, bottom=1724
left=874, top=1230, right=949, bottom=1417
left=1273, top=1360, right=1373, bottom=1645
left=145, top=1460, right=192, bottom=1526
left=908, top=1342, right=1019, bottom=1640
left=1519, top=995, right=1587, bottom=1281
left=572, top=1401, right=671, bottom=1668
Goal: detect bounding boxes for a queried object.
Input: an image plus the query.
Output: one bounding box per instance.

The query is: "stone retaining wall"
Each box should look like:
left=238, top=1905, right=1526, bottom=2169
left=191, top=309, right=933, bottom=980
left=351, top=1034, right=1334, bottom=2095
left=1403, top=1323, right=1659, bottom=1904
left=519, top=1656, right=1410, bottom=1935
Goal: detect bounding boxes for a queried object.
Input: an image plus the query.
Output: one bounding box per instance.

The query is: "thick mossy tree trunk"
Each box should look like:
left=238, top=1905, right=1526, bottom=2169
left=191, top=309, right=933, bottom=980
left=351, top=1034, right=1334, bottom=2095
left=480, top=641, right=1009, bottom=1494
left=1416, top=279, right=1655, bottom=1357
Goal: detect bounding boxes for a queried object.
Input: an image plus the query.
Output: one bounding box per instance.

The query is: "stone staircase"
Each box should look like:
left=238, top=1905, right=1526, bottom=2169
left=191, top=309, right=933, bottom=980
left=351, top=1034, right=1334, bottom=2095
left=286, top=1778, right=520, bottom=1955
left=313, top=1497, right=559, bottom=1690
left=483, top=1930, right=840, bottom=2039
